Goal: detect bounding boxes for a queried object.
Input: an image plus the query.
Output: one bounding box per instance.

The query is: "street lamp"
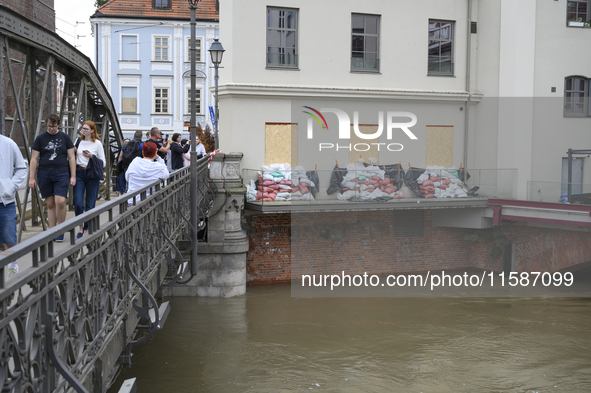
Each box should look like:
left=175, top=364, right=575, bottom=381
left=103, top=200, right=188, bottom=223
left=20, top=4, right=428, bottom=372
left=188, top=0, right=199, bottom=275
left=208, top=38, right=224, bottom=150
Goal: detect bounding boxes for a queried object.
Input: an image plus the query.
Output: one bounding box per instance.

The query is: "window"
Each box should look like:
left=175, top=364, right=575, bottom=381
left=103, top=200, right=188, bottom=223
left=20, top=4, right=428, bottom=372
left=121, top=87, right=137, bottom=113
left=428, top=20, right=454, bottom=75
left=186, top=36, right=202, bottom=62
left=267, top=7, right=298, bottom=68
left=186, top=88, right=202, bottom=114
left=351, top=14, right=380, bottom=72
left=567, top=0, right=590, bottom=25
left=121, top=35, right=138, bottom=61
left=564, top=76, right=590, bottom=117
left=154, top=36, right=169, bottom=61
left=154, top=0, right=171, bottom=10
left=154, top=88, right=169, bottom=113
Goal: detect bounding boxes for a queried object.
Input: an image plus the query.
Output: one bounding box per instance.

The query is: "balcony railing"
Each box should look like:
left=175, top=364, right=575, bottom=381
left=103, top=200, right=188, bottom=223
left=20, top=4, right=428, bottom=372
left=528, top=181, right=591, bottom=205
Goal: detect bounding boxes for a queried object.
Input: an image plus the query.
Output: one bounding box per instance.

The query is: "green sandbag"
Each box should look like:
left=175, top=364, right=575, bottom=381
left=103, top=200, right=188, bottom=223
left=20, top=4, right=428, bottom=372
left=271, top=172, right=283, bottom=177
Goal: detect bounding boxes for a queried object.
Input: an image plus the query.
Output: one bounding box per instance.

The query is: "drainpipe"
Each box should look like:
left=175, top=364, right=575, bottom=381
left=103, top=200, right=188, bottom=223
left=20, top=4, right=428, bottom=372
left=463, top=0, right=473, bottom=169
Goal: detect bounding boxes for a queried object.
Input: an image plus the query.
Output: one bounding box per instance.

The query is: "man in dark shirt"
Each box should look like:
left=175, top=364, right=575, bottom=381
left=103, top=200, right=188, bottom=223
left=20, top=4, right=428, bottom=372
left=29, top=113, right=76, bottom=242
left=147, top=127, right=170, bottom=162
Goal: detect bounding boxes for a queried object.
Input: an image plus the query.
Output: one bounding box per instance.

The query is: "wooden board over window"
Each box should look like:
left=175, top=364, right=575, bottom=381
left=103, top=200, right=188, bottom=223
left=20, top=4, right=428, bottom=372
left=265, top=123, right=298, bottom=166
left=348, top=125, right=380, bottom=165
left=425, top=126, right=453, bottom=167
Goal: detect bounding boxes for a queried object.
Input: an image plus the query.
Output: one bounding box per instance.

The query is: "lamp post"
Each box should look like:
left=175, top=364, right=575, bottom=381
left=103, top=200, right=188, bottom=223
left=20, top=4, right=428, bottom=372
left=208, top=38, right=224, bottom=150
left=188, top=0, right=199, bottom=275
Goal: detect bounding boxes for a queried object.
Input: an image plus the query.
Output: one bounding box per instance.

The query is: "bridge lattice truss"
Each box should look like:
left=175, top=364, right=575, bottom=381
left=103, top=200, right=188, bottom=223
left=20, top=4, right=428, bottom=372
left=0, top=5, right=123, bottom=240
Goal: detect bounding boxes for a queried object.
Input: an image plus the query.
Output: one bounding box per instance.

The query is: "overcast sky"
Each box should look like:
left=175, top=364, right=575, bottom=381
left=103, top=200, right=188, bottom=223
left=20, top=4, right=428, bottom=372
left=54, top=0, right=96, bottom=63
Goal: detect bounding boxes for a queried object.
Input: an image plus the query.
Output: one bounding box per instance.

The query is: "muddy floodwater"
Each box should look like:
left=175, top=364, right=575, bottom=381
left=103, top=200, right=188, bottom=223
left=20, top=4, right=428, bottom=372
left=108, top=282, right=591, bottom=393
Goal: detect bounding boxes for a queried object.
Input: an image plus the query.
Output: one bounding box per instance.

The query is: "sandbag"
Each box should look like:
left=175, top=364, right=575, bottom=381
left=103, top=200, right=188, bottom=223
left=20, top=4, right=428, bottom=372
left=404, top=167, right=426, bottom=198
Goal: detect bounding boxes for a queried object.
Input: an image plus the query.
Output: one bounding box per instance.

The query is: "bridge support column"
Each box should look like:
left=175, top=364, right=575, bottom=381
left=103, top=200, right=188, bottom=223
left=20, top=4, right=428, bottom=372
left=166, top=152, right=248, bottom=297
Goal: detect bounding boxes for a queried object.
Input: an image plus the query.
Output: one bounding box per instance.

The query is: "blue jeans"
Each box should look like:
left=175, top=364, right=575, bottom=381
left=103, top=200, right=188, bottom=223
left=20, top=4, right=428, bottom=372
left=0, top=202, right=17, bottom=246
left=73, top=168, right=100, bottom=231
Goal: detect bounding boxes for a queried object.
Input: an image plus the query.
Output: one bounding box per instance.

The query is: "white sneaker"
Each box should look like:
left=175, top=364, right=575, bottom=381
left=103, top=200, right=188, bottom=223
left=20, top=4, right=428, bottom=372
left=7, top=262, right=18, bottom=278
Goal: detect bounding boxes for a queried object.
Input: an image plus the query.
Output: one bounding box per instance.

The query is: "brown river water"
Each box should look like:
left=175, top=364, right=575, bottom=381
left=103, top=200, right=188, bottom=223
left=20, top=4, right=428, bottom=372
left=108, top=279, right=591, bottom=393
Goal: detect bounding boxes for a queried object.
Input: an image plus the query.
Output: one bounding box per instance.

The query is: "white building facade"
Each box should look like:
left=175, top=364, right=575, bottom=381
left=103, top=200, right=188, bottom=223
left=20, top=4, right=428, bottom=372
left=218, top=0, right=591, bottom=200
left=91, top=0, right=219, bottom=139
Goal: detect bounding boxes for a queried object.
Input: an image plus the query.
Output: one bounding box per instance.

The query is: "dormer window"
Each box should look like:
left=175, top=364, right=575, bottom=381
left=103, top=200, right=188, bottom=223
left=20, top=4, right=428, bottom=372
left=154, top=0, right=171, bottom=10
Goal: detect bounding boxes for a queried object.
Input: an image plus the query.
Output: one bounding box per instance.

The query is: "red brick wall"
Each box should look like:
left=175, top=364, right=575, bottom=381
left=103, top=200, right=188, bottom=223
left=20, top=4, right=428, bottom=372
left=501, top=226, right=591, bottom=272
left=244, top=211, right=591, bottom=285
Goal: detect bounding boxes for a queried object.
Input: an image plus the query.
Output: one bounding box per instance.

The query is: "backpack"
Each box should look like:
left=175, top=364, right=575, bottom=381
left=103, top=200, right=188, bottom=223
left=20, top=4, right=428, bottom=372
left=117, top=141, right=142, bottom=175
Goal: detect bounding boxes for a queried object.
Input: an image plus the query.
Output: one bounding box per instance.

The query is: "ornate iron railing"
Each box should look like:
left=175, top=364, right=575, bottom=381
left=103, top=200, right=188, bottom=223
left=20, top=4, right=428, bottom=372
left=0, top=157, right=213, bottom=393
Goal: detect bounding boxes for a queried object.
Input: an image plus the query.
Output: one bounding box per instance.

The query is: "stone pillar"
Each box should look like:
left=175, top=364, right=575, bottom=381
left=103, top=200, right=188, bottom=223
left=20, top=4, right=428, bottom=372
left=165, top=152, right=248, bottom=297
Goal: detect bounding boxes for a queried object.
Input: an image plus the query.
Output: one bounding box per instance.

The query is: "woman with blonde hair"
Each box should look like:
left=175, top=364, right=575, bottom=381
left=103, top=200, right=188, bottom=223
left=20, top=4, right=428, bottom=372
left=73, top=120, right=106, bottom=239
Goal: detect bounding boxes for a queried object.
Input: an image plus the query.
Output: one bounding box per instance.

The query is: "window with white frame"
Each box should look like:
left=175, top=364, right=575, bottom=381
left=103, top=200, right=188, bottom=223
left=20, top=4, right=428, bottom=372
left=186, top=88, right=202, bottom=114
left=154, top=36, right=169, bottom=61
left=154, top=87, right=169, bottom=113
left=185, top=36, right=203, bottom=62
left=428, top=20, right=454, bottom=75
left=351, top=14, right=380, bottom=72
left=567, top=0, right=590, bottom=26
left=267, top=7, right=298, bottom=68
left=121, top=35, right=138, bottom=61
left=564, top=76, right=590, bottom=117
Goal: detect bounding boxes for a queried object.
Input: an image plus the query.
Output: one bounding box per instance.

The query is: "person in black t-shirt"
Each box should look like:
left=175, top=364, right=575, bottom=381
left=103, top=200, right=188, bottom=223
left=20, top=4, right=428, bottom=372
left=29, top=113, right=76, bottom=242
left=147, top=127, right=170, bottom=162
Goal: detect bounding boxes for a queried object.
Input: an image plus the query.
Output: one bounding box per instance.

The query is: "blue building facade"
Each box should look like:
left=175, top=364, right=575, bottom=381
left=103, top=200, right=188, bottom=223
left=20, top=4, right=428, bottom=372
left=91, top=0, right=219, bottom=139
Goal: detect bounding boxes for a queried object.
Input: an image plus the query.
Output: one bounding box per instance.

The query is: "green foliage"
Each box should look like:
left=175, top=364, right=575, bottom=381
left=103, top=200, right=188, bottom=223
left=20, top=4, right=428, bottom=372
left=464, top=229, right=510, bottom=258
left=94, top=0, right=110, bottom=8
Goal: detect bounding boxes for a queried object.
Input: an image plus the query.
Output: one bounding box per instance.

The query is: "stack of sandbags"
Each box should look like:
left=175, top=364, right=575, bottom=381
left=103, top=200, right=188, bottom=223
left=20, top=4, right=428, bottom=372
left=337, top=159, right=405, bottom=201
left=417, top=165, right=467, bottom=198
left=245, top=163, right=316, bottom=202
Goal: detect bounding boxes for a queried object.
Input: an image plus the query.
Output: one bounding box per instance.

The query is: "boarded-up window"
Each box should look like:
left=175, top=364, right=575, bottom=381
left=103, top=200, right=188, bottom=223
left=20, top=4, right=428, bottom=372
left=348, top=124, right=380, bottom=164
left=122, top=87, right=137, bottom=113
left=265, top=123, right=298, bottom=166
left=425, top=126, right=453, bottom=167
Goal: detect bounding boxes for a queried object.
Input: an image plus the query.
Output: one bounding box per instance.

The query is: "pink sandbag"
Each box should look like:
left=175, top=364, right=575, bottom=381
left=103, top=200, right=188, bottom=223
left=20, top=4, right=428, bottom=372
left=383, top=186, right=396, bottom=194
left=279, top=180, right=293, bottom=186
left=262, top=197, right=273, bottom=202
left=394, top=194, right=405, bottom=199
left=368, top=180, right=379, bottom=186
left=421, top=179, right=434, bottom=187
left=263, top=180, right=276, bottom=186
left=371, top=175, right=381, bottom=181
left=443, top=179, right=451, bottom=185
left=419, top=185, right=435, bottom=192
left=440, top=185, right=449, bottom=190
left=358, top=180, right=369, bottom=185
left=430, top=177, right=441, bottom=182
left=366, top=188, right=375, bottom=193
left=424, top=194, right=434, bottom=199
left=256, top=191, right=262, bottom=199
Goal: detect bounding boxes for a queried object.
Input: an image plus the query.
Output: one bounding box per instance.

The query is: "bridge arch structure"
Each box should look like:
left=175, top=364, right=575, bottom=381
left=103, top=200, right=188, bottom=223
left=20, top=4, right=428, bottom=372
left=0, top=4, right=123, bottom=240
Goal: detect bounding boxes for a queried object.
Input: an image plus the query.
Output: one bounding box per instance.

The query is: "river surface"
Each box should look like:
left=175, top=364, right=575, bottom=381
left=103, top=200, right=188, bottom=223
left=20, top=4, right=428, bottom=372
left=108, top=283, right=591, bottom=393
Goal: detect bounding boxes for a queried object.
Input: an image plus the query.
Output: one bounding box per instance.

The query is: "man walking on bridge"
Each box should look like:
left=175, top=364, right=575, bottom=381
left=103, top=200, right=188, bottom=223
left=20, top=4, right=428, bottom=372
left=29, top=113, right=76, bottom=242
left=0, top=133, right=28, bottom=277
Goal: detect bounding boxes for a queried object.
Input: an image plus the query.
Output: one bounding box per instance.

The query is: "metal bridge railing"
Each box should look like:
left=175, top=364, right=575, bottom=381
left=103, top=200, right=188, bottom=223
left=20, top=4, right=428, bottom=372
left=0, top=157, right=212, bottom=393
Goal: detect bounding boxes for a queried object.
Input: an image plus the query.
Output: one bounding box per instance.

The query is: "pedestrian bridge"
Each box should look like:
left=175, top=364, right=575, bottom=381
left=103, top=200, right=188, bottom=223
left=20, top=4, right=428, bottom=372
left=0, top=161, right=214, bottom=392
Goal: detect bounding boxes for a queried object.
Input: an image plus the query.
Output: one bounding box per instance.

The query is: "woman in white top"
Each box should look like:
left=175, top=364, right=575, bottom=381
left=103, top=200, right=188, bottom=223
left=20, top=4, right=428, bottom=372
left=125, top=141, right=170, bottom=204
left=73, top=121, right=106, bottom=239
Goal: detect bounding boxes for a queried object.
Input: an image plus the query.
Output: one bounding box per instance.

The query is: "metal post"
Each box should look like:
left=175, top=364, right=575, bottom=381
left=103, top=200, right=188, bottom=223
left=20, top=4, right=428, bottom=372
left=189, top=1, right=198, bottom=275
left=214, top=63, right=219, bottom=150
left=567, top=148, right=573, bottom=203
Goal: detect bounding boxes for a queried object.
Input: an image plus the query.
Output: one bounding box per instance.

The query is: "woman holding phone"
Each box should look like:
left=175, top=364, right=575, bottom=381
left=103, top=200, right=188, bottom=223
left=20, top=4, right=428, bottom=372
left=73, top=121, right=106, bottom=239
